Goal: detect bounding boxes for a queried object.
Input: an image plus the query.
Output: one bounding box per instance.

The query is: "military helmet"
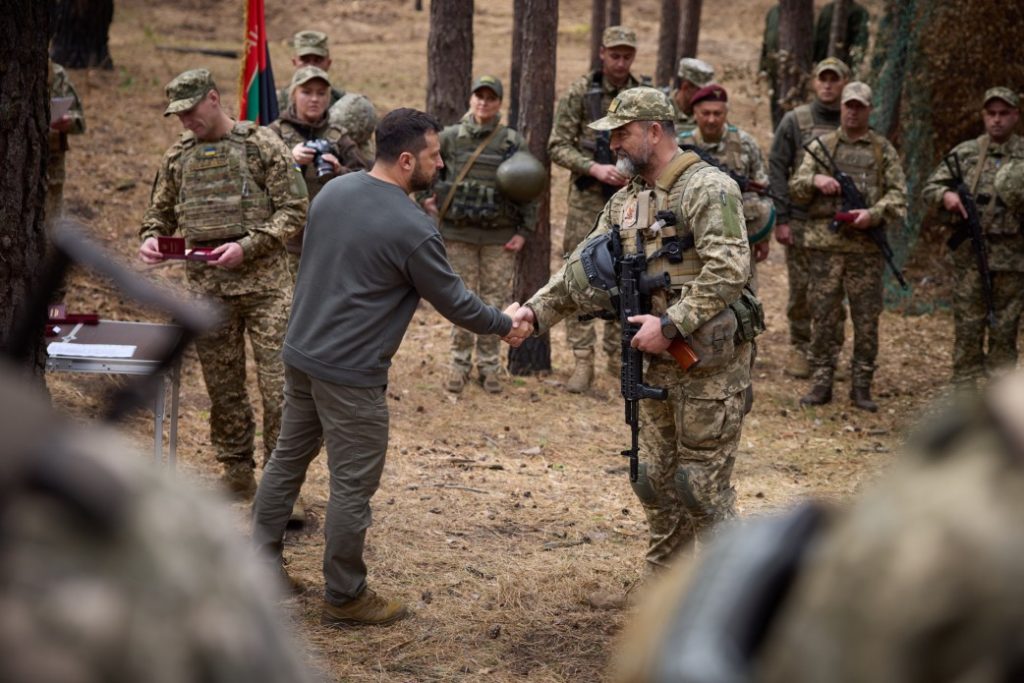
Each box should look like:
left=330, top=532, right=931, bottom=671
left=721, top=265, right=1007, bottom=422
left=496, top=150, right=546, bottom=202
left=995, top=159, right=1024, bottom=213
left=564, top=232, right=618, bottom=315
left=329, top=92, right=378, bottom=145
left=743, top=197, right=776, bottom=244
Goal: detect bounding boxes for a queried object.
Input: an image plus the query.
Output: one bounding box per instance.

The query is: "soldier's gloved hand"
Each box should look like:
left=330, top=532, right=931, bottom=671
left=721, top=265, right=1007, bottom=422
left=774, top=222, right=793, bottom=245
left=627, top=314, right=671, bottom=354
left=210, top=242, right=245, bottom=269
left=139, top=237, right=165, bottom=265
left=590, top=163, right=628, bottom=187
left=813, top=174, right=841, bottom=195
left=943, top=190, right=968, bottom=219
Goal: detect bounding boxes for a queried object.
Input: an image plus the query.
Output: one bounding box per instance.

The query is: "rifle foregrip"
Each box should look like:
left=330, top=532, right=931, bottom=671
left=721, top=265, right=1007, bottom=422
left=668, top=338, right=700, bottom=370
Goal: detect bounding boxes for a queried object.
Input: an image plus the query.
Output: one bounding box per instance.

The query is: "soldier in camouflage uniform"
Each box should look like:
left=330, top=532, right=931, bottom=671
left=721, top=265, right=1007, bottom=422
left=269, top=66, right=367, bottom=279
left=330, top=92, right=378, bottom=161
left=678, top=83, right=774, bottom=281
left=669, top=57, right=715, bottom=135
left=769, top=57, right=851, bottom=379
left=922, top=87, right=1023, bottom=388
left=429, top=76, right=538, bottom=394
left=517, top=88, right=754, bottom=572
left=275, top=30, right=345, bottom=114
left=138, top=69, right=308, bottom=497
left=549, top=25, right=643, bottom=392
left=46, top=60, right=85, bottom=229
left=791, top=82, right=907, bottom=412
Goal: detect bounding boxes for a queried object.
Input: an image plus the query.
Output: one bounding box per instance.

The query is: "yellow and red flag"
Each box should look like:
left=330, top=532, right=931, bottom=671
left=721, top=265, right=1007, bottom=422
left=239, top=0, right=278, bottom=124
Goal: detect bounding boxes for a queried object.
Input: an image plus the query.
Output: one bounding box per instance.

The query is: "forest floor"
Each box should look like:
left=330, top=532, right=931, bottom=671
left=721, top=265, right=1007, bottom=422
left=49, top=0, right=959, bottom=680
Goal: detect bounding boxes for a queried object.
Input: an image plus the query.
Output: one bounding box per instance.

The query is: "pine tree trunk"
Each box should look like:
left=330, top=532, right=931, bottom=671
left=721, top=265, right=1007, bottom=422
left=656, top=0, right=681, bottom=88
left=677, top=0, right=702, bottom=59
left=509, top=0, right=558, bottom=375
left=50, top=0, right=114, bottom=69
left=776, top=0, right=814, bottom=118
left=607, top=0, right=621, bottom=26
left=589, top=0, right=606, bottom=72
left=828, top=0, right=851, bottom=60
left=426, top=0, right=473, bottom=126
left=0, top=1, right=51, bottom=377
left=509, top=0, right=525, bottom=129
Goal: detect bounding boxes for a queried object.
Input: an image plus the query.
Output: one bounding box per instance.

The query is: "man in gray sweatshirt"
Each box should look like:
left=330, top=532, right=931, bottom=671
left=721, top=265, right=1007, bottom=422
left=251, top=108, right=531, bottom=627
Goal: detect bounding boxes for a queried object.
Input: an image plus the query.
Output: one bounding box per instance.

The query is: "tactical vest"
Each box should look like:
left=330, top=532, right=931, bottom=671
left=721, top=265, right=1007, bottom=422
left=174, top=122, right=272, bottom=243
left=677, top=126, right=744, bottom=171
left=807, top=130, right=884, bottom=220
left=793, top=104, right=837, bottom=169
left=437, top=122, right=521, bottom=228
left=272, top=118, right=346, bottom=200
left=965, top=134, right=1024, bottom=236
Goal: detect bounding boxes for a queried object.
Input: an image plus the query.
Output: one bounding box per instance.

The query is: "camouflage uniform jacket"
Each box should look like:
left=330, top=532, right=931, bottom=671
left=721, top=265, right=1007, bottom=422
left=790, top=128, right=907, bottom=253
left=435, top=113, right=539, bottom=246
left=923, top=133, right=1024, bottom=271
left=268, top=108, right=367, bottom=254
left=275, top=84, right=344, bottom=119
left=768, top=99, right=841, bottom=224
left=139, top=122, right=308, bottom=296
left=549, top=71, right=641, bottom=182
left=527, top=152, right=752, bottom=398
left=48, top=61, right=86, bottom=186
left=671, top=99, right=697, bottom=135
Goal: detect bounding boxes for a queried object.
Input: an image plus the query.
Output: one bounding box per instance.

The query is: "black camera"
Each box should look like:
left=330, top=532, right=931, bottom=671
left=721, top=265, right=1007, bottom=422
left=303, top=139, right=334, bottom=178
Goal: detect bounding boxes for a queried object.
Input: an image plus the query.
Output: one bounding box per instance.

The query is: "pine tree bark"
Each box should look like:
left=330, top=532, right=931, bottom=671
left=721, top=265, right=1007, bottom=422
left=607, top=0, right=621, bottom=26
left=50, top=0, right=114, bottom=69
left=0, top=1, right=51, bottom=376
left=677, top=0, right=702, bottom=59
left=509, top=0, right=558, bottom=375
left=827, top=0, right=851, bottom=59
left=656, top=0, right=681, bottom=87
left=589, top=0, right=606, bottom=72
left=426, top=0, right=473, bottom=126
left=777, top=0, right=814, bottom=118
left=509, top=0, right=525, bottom=129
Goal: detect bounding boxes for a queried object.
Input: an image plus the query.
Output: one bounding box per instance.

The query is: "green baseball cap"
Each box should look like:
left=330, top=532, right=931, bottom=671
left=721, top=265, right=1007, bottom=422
left=677, top=57, right=714, bottom=86
left=814, top=57, right=851, bottom=80
left=984, top=87, right=1020, bottom=109
left=290, top=65, right=332, bottom=90
left=602, top=25, right=637, bottom=49
left=163, top=68, right=216, bottom=117
left=588, top=87, right=674, bottom=131
left=841, top=81, right=873, bottom=106
left=292, top=30, right=329, bottom=58
left=471, top=75, right=503, bottom=100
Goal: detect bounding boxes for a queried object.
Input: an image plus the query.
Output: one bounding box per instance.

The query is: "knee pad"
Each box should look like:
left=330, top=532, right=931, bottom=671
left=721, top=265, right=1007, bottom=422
left=629, top=462, right=701, bottom=511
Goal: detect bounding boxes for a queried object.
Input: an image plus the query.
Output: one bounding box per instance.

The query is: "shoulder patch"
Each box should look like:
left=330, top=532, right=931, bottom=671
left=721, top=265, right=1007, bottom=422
left=718, top=188, right=744, bottom=239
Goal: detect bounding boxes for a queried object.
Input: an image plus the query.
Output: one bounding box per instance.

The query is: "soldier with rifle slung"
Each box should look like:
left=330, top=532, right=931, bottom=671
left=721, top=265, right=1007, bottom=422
left=517, top=88, right=761, bottom=576
left=923, top=87, right=1024, bottom=389
left=790, top=81, right=907, bottom=412
left=549, top=26, right=644, bottom=392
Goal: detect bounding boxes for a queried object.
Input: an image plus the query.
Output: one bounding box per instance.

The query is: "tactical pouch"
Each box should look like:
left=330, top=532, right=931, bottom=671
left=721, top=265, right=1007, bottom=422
left=729, top=286, right=766, bottom=344
left=685, top=308, right=738, bottom=370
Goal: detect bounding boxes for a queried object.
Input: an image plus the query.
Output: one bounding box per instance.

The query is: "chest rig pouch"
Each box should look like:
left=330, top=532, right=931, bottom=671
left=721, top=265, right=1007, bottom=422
left=968, top=136, right=1024, bottom=237
left=175, top=122, right=272, bottom=243
left=808, top=133, right=882, bottom=222
left=441, top=127, right=519, bottom=227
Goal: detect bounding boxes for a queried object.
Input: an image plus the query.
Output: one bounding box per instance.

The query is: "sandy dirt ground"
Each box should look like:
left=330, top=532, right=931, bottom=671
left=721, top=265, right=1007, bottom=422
left=47, top=0, right=959, bottom=680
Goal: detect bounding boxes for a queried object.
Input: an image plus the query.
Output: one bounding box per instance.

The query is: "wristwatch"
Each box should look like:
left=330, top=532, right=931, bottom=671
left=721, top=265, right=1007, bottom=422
left=660, top=314, right=679, bottom=340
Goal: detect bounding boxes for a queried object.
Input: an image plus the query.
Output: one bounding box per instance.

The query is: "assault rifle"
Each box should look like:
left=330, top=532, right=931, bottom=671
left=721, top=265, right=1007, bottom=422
left=611, top=211, right=699, bottom=482
left=680, top=143, right=787, bottom=205
left=942, top=153, right=995, bottom=326
left=803, top=139, right=909, bottom=290
left=574, top=73, right=618, bottom=199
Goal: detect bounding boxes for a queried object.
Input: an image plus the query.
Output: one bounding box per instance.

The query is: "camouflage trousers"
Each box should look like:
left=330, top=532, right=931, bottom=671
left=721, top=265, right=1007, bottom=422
left=807, top=250, right=883, bottom=388
left=286, top=251, right=301, bottom=284
left=446, top=240, right=515, bottom=376
left=951, top=249, right=1024, bottom=385
left=785, top=241, right=846, bottom=354
left=633, top=358, right=747, bottom=570
left=563, top=193, right=619, bottom=359
left=195, top=288, right=289, bottom=467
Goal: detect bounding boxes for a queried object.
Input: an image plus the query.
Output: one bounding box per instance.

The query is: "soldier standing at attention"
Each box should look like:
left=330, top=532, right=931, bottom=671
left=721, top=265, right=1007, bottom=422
left=549, top=25, right=643, bottom=392
left=791, top=82, right=907, bottom=412
left=769, top=57, right=851, bottom=380
left=46, top=59, right=85, bottom=228
left=275, top=30, right=345, bottom=114
left=269, top=66, right=367, bottom=279
left=923, top=88, right=1023, bottom=388
left=678, top=83, right=774, bottom=274
left=427, top=76, right=538, bottom=395
left=138, top=69, right=308, bottom=497
left=669, top=57, right=715, bottom=136
left=516, top=88, right=756, bottom=573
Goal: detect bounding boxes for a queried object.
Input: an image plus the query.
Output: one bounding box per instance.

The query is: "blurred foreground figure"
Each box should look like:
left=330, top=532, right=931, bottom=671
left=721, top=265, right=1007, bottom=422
left=0, top=368, right=314, bottom=683
left=614, top=370, right=1024, bottom=683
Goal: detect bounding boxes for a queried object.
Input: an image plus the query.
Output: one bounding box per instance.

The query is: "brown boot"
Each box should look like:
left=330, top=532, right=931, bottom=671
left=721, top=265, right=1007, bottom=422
left=800, top=383, right=833, bottom=406
left=850, top=385, right=878, bottom=412
left=221, top=461, right=257, bottom=500
left=479, top=371, right=503, bottom=394
left=784, top=348, right=811, bottom=379
left=566, top=351, right=594, bottom=393
left=445, top=368, right=468, bottom=394
left=276, top=564, right=306, bottom=597
left=321, top=588, right=410, bottom=627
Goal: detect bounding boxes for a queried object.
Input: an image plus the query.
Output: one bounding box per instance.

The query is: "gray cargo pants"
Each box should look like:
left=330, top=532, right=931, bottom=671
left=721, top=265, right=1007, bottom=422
left=251, top=364, right=389, bottom=606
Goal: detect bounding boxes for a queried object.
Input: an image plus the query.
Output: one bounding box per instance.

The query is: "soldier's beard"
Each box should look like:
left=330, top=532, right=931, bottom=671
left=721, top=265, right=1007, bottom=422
left=615, top=139, right=652, bottom=177
left=409, top=161, right=437, bottom=192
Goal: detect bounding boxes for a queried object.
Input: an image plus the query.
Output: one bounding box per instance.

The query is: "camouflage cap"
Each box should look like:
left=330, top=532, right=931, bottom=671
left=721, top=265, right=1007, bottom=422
left=471, top=75, right=503, bottom=100
left=163, top=68, right=216, bottom=117
left=677, top=57, right=714, bottom=86
left=602, top=25, right=637, bottom=49
left=983, top=87, right=1020, bottom=109
left=841, top=81, right=873, bottom=106
left=588, top=87, right=673, bottom=131
left=292, top=30, right=329, bottom=58
left=813, top=57, right=851, bottom=80
left=290, top=65, right=331, bottom=91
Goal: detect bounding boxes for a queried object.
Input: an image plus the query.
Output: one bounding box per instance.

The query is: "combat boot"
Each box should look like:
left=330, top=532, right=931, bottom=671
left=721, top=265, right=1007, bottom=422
left=800, top=382, right=833, bottom=407
left=287, top=495, right=307, bottom=529
left=479, top=372, right=503, bottom=394
left=445, top=368, right=468, bottom=394
left=784, top=348, right=811, bottom=379
left=321, top=588, right=410, bottom=627
left=276, top=564, right=306, bottom=597
left=566, top=351, right=594, bottom=393
left=850, top=385, right=878, bottom=412
left=221, top=461, right=257, bottom=500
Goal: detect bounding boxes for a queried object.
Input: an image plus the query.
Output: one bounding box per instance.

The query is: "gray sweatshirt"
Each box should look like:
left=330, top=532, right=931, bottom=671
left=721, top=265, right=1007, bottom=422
left=283, top=171, right=513, bottom=387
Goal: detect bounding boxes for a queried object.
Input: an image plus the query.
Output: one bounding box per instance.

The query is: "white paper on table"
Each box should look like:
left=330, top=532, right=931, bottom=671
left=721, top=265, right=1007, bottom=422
left=47, top=343, right=137, bottom=359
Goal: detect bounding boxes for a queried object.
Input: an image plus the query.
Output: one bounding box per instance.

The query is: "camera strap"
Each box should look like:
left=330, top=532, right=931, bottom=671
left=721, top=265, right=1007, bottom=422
left=437, top=124, right=503, bottom=224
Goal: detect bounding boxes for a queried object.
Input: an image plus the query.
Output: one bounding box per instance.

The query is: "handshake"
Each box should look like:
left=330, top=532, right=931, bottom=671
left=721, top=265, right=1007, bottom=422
left=500, top=303, right=537, bottom=348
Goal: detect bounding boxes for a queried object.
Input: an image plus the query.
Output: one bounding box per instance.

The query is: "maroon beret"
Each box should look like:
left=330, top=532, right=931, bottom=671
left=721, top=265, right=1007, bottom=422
left=691, top=84, right=728, bottom=107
